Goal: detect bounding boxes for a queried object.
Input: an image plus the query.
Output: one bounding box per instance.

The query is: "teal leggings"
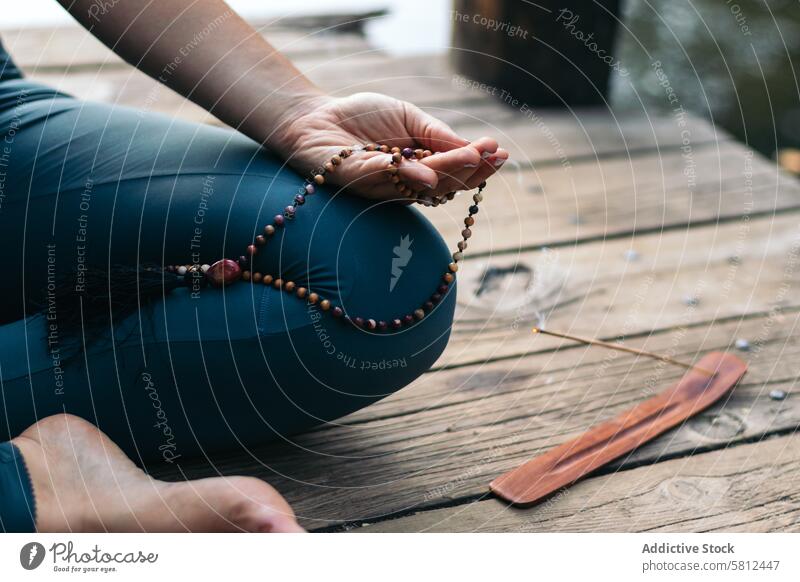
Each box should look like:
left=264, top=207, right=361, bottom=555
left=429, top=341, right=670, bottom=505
left=0, top=62, right=454, bottom=530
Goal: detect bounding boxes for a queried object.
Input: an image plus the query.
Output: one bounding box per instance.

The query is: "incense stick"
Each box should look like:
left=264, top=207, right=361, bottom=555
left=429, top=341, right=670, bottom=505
left=532, top=327, right=715, bottom=376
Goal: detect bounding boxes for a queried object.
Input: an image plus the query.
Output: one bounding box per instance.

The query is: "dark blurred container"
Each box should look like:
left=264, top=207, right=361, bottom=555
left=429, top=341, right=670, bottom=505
left=451, top=0, right=622, bottom=106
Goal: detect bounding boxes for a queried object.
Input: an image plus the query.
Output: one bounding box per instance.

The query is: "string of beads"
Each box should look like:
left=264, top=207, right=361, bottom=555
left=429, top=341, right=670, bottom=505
left=166, top=143, right=485, bottom=332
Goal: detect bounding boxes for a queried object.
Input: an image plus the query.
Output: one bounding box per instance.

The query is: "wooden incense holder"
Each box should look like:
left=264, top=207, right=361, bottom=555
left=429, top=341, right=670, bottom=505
left=490, top=351, right=748, bottom=506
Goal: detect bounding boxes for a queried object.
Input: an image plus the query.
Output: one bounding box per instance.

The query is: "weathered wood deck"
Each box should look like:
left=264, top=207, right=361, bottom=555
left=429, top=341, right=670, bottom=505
left=8, top=16, right=800, bottom=532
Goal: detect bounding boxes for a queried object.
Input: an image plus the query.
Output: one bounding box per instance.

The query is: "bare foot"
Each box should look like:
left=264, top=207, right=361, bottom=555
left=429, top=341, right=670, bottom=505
left=12, top=414, right=304, bottom=532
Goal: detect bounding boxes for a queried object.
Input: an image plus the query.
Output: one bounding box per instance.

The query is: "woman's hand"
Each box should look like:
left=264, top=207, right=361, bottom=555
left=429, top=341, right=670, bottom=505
left=270, top=93, right=508, bottom=203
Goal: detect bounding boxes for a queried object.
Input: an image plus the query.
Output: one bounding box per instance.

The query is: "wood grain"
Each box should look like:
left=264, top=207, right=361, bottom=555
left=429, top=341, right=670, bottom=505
left=361, top=434, right=800, bottom=532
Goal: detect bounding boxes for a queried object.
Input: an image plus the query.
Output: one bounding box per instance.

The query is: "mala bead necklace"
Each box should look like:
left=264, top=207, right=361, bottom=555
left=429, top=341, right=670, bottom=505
left=166, top=143, right=486, bottom=333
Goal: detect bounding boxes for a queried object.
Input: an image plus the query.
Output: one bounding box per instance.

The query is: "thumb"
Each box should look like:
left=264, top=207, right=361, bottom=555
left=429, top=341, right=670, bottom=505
left=405, top=102, right=469, bottom=152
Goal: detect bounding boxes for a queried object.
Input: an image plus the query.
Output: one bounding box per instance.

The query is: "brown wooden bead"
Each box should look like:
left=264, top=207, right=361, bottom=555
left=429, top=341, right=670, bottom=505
left=264, top=224, right=276, bottom=236
left=464, top=216, right=475, bottom=226
left=331, top=155, right=342, bottom=165
left=242, top=270, right=251, bottom=281
left=365, top=144, right=376, bottom=151
left=391, top=146, right=401, bottom=154
left=263, top=274, right=273, bottom=285
left=443, top=273, right=455, bottom=283
left=255, top=235, right=266, bottom=246
left=387, top=165, right=399, bottom=175
left=314, top=174, right=325, bottom=185
left=448, top=262, right=459, bottom=272
left=462, top=228, right=472, bottom=239
left=284, top=281, right=296, bottom=293
left=473, top=192, right=483, bottom=203
left=424, top=301, right=434, bottom=311
left=247, top=244, right=257, bottom=256
left=296, top=287, right=307, bottom=298
left=308, top=293, right=319, bottom=304
left=414, top=149, right=424, bottom=159
left=379, top=144, right=390, bottom=153
left=414, top=309, right=425, bottom=320
left=273, top=278, right=283, bottom=289
left=453, top=252, right=463, bottom=262
left=457, top=240, right=468, bottom=251
left=423, top=150, right=432, bottom=157
left=392, top=152, right=402, bottom=164
left=320, top=299, right=331, bottom=311
left=391, top=175, right=401, bottom=184
left=252, top=272, right=263, bottom=283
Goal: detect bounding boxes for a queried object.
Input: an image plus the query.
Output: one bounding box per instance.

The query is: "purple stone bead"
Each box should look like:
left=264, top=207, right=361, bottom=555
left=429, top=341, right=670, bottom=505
left=294, top=194, right=306, bottom=205
left=401, top=147, right=414, bottom=159
left=332, top=306, right=343, bottom=318
left=354, top=317, right=365, bottom=328
left=366, top=319, right=377, bottom=330
left=438, top=284, right=449, bottom=294
left=284, top=206, right=296, bottom=219
left=403, top=314, right=414, bottom=325
left=305, top=183, right=315, bottom=195
left=274, top=214, right=285, bottom=226
left=237, top=255, right=249, bottom=268
left=378, top=320, right=388, bottom=331
left=392, top=319, right=403, bottom=329
left=431, top=293, right=442, bottom=303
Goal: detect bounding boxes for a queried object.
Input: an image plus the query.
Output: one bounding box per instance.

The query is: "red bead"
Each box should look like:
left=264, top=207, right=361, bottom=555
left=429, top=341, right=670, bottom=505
left=403, top=315, right=414, bottom=325
left=366, top=319, right=377, bottom=330
left=247, top=245, right=257, bottom=256
left=378, top=320, right=388, bottom=330
left=274, top=214, right=285, bottom=226
left=438, top=284, right=450, bottom=294
left=205, top=259, right=242, bottom=287
left=424, top=301, right=434, bottom=311
left=332, top=306, right=343, bottom=318
left=431, top=293, right=442, bottom=303
left=354, top=317, right=365, bottom=328
left=392, top=319, right=402, bottom=329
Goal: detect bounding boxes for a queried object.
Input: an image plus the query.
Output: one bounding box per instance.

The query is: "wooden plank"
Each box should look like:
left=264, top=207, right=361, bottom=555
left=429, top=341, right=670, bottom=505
left=420, top=139, right=797, bottom=257
left=360, top=433, right=800, bottom=532
left=154, top=306, right=800, bottom=529
left=436, top=210, right=800, bottom=367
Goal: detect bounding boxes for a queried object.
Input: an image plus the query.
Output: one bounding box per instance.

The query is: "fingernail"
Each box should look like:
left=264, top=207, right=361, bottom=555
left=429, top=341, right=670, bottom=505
left=494, top=158, right=506, bottom=167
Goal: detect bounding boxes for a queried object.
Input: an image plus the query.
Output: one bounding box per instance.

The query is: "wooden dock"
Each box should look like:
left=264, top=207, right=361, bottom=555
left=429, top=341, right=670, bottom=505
left=6, top=15, right=800, bottom=532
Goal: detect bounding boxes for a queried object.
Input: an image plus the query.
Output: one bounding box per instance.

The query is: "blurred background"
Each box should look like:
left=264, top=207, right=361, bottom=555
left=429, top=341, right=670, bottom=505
left=3, top=0, right=798, bottom=163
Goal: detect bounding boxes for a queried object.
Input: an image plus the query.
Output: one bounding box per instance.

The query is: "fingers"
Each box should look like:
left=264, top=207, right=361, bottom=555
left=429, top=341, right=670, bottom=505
left=420, top=137, right=497, bottom=196
left=463, top=147, right=509, bottom=191
left=331, top=136, right=507, bottom=205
